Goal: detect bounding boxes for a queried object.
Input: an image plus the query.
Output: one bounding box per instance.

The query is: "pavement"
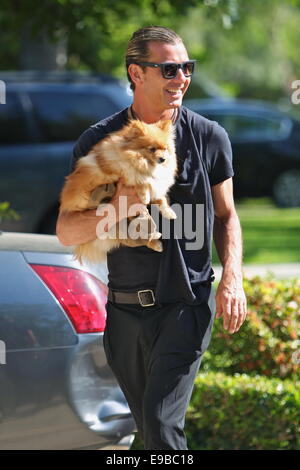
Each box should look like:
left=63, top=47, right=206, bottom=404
left=213, top=262, right=300, bottom=282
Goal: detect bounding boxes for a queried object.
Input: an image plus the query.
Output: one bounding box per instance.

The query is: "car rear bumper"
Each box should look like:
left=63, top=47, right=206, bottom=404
left=0, top=333, right=136, bottom=450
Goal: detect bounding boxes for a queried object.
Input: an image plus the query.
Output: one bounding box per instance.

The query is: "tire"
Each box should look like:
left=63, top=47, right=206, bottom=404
left=273, top=169, right=300, bottom=207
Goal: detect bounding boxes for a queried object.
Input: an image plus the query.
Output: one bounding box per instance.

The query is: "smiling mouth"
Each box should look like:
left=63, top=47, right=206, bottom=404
left=166, top=89, right=183, bottom=95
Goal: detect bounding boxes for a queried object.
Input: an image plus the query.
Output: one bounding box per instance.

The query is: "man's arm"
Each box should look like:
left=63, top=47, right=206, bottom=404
left=56, top=179, right=148, bottom=246
left=211, top=177, right=247, bottom=334
left=56, top=208, right=100, bottom=246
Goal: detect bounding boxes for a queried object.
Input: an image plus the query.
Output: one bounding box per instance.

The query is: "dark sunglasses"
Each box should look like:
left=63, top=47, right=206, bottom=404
left=133, top=60, right=196, bottom=79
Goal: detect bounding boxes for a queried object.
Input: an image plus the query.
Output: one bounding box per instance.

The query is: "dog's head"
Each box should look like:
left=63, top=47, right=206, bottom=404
left=113, top=119, right=176, bottom=175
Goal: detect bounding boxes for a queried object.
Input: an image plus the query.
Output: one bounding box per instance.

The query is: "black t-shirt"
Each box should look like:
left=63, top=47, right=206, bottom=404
left=71, top=106, right=234, bottom=305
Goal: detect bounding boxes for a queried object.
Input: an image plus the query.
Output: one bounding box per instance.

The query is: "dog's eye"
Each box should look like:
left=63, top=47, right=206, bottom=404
left=149, top=147, right=157, bottom=153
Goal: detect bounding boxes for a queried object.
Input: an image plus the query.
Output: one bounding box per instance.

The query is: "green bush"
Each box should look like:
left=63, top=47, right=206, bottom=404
left=202, top=276, right=300, bottom=380
left=130, top=432, right=144, bottom=451
left=0, top=201, right=19, bottom=223
left=186, top=372, right=300, bottom=450
left=131, top=372, right=300, bottom=450
left=130, top=276, right=300, bottom=450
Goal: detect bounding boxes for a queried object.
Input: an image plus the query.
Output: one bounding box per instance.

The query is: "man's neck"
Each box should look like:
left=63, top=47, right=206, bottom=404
left=131, top=100, right=176, bottom=124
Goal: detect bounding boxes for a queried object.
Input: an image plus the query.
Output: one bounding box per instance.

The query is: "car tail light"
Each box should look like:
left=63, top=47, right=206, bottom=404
left=30, top=264, right=108, bottom=333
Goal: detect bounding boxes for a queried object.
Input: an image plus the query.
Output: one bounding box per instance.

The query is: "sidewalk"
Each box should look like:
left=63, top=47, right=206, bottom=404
left=213, top=263, right=300, bottom=282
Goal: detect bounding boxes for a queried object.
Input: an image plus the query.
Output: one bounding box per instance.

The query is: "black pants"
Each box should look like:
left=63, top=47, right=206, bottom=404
left=103, top=296, right=215, bottom=450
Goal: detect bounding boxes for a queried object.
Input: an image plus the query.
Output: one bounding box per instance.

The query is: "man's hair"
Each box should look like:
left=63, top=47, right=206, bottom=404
left=125, top=26, right=183, bottom=91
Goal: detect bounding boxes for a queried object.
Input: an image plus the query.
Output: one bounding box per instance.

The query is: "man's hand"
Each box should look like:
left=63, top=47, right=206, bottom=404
left=100, top=178, right=148, bottom=233
left=110, top=178, right=148, bottom=222
left=215, top=277, right=247, bottom=334
left=103, top=178, right=161, bottom=242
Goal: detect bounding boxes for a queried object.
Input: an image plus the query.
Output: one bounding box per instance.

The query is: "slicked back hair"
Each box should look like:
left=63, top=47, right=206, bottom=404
left=125, top=26, right=183, bottom=91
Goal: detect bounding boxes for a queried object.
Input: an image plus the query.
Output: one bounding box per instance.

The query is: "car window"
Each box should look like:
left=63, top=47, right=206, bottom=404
left=220, top=113, right=284, bottom=140
left=29, top=91, right=118, bottom=142
left=199, top=110, right=288, bottom=141
left=0, top=91, right=29, bottom=144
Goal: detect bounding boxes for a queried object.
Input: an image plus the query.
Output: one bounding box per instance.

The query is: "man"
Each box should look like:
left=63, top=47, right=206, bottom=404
left=56, top=26, right=247, bottom=450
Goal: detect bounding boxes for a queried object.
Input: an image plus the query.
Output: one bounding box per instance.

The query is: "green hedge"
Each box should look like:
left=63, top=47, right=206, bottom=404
left=202, top=276, right=300, bottom=380
left=131, top=371, right=300, bottom=450
left=130, top=276, right=300, bottom=450
left=186, top=372, right=300, bottom=450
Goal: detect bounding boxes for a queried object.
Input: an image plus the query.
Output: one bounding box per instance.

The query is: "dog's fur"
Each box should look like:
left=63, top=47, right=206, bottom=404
left=59, top=119, right=177, bottom=264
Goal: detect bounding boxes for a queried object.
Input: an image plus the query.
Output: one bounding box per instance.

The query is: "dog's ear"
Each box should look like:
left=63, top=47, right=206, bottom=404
left=125, top=119, right=147, bottom=138
left=156, top=119, right=172, bottom=132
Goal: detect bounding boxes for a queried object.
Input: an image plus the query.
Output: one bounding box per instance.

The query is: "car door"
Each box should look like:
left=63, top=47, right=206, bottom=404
left=27, top=86, right=124, bottom=233
left=0, top=90, right=49, bottom=232
left=201, top=109, right=286, bottom=198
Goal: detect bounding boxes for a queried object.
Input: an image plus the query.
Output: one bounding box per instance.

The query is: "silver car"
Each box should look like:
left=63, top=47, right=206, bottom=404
left=0, top=231, right=136, bottom=450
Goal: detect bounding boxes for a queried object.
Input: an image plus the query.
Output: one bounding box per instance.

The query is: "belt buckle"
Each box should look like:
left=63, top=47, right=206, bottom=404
left=137, top=289, right=155, bottom=307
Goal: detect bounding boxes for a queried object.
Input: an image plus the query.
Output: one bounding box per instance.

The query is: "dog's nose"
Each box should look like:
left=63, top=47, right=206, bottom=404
left=158, top=157, right=165, bottom=163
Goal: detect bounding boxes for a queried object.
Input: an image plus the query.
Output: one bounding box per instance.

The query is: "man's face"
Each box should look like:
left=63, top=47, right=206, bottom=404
left=137, top=41, right=192, bottom=113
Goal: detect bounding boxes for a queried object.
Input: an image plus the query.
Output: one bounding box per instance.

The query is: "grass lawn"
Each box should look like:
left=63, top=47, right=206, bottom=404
left=212, top=198, right=300, bottom=265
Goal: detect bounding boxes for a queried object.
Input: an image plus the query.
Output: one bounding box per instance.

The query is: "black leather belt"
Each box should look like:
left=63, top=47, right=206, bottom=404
left=108, top=288, right=156, bottom=307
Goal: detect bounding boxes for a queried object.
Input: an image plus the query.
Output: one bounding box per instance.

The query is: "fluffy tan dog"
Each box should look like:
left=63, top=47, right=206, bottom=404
left=59, top=118, right=177, bottom=264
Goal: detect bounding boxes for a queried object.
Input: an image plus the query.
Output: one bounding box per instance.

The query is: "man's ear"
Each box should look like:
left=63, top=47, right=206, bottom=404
left=128, top=63, right=144, bottom=87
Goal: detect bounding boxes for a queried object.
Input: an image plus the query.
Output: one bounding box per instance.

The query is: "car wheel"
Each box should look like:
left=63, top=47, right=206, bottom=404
left=273, top=169, right=300, bottom=207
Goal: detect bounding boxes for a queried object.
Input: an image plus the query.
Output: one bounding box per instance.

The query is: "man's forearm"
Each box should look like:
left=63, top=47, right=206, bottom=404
left=56, top=186, right=148, bottom=246
left=211, top=180, right=247, bottom=332
left=56, top=209, right=100, bottom=246
left=213, top=211, right=243, bottom=286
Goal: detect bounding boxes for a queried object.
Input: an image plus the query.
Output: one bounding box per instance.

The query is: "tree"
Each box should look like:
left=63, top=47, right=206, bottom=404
left=178, top=0, right=300, bottom=102
left=0, top=0, right=238, bottom=72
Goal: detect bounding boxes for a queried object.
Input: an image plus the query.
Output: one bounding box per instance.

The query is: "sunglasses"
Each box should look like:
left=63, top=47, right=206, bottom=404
left=133, top=60, right=196, bottom=79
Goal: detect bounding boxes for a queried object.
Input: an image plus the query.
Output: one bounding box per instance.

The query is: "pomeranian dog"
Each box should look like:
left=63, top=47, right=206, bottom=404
left=59, top=118, right=177, bottom=264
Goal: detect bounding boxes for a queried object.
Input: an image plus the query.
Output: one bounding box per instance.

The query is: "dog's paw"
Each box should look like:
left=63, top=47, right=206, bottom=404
left=129, top=213, right=159, bottom=240
left=150, top=231, right=162, bottom=240
left=162, top=207, right=177, bottom=219
left=148, top=239, right=163, bottom=252
left=139, top=193, right=151, bottom=205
